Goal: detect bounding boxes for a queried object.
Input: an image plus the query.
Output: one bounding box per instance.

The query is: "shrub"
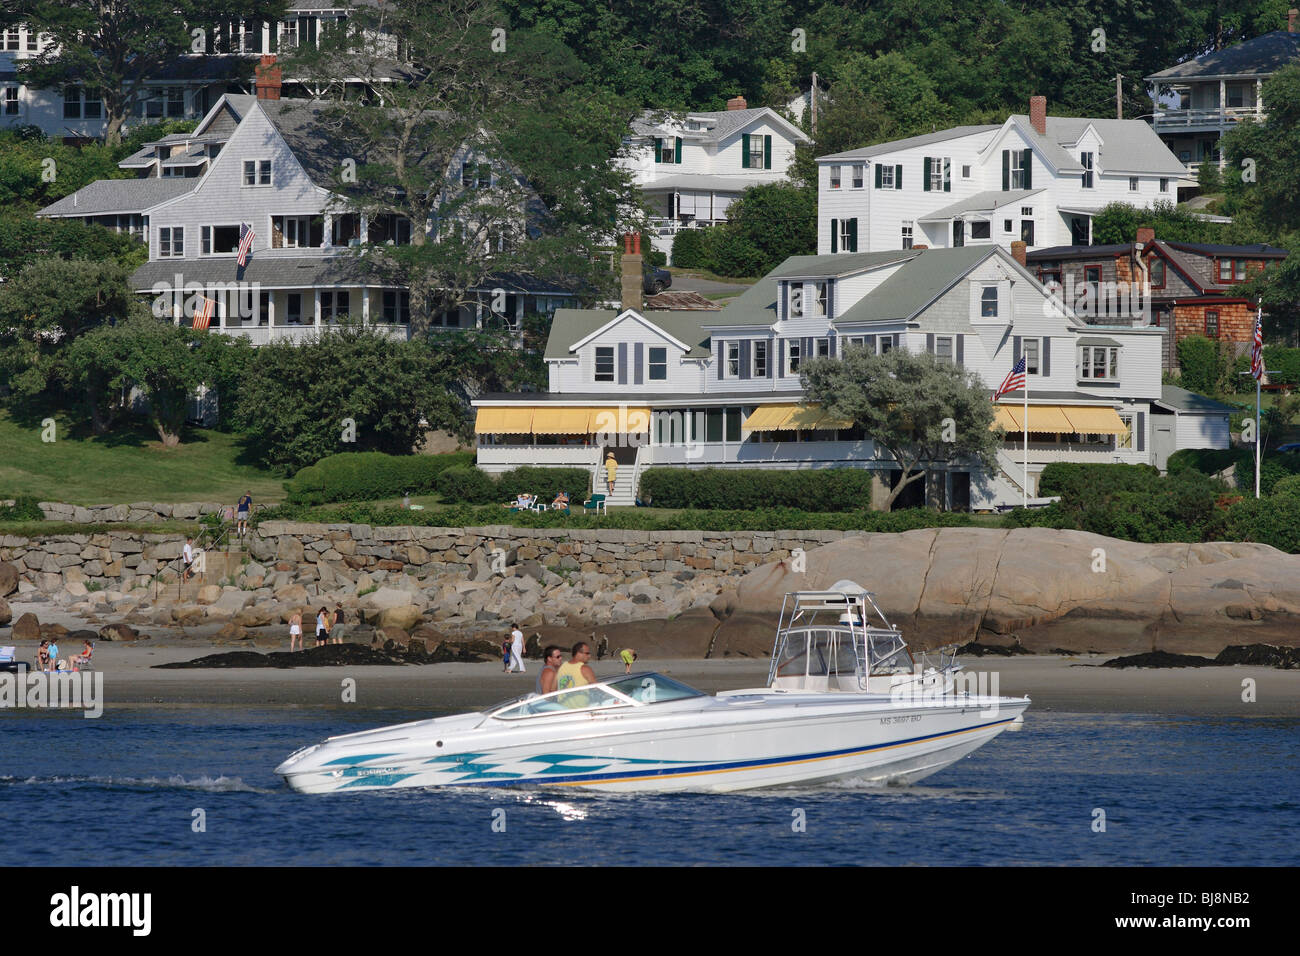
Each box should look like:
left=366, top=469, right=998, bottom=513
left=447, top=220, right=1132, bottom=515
left=1166, top=448, right=1240, bottom=476
left=1262, top=346, right=1300, bottom=386
left=644, top=248, right=667, bottom=269
left=1037, top=462, right=1161, bottom=499
left=0, top=495, right=45, bottom=521
left=284, top=451, right=473, bottom=505
left=435, top=466, right=499, bottom=503
left=1236, top=450, right=1300, bottom=495
left=670, top=229, right=710, bottom=269
left=495, top=467, right=591, bottom=501
left=640, top=467, right=879, bottom=512
left=1176, top=335, right=1232, bottom=394
left=709, top=227, right=767, bottom=278
left=1223, top=496, right=1300, bottom=552
left=1271, top=474, right=1300, bottom=497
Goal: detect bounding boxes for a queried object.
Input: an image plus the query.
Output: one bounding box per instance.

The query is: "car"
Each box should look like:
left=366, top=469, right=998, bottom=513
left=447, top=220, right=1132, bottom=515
left=643, top=264, right=672, bottom=295
left=1276, top=443, right=1300, bottom=453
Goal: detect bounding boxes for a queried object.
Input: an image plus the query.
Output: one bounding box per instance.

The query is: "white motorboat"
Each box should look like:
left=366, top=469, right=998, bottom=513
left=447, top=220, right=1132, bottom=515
left=276, top=581, right=1029, bottom=794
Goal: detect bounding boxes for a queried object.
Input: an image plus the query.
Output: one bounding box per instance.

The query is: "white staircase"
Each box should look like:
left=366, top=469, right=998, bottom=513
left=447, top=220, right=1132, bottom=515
left=593, top=452, right=641, bottom=508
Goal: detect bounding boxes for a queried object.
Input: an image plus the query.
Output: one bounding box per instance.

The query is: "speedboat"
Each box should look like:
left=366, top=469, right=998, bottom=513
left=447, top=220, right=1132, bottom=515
left=276, top=581, right=1029, bottom=793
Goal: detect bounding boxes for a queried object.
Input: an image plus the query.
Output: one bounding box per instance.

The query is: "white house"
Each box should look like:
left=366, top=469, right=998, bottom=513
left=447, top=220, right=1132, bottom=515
left=473, top=242, right=1228, bottom=510
left=621, top=96, right=811, bottom=258
left=816, top=97, right=1187, bottom=257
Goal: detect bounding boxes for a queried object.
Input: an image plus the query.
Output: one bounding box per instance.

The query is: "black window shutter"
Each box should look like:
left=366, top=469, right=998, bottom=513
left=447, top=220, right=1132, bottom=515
left=875, top=164, right=883, bottom=187
left=1136, top=411, right=1145, bottom=452
left=764, top=135, right=772, bottom=169
left=944, top=158, right=951, bottom=192
left=1013, top=335, right=1022, bottom=362
left=766, top=340, right=773, bottom=378
left=956, top=334, right=964, bottom=365
left=780, top=281, right=788, bottom=319
left=716, top=339, right=723, bottom=379
left=778, top=338, right=785, bottom=376
left=848, top=218, right=858, bottom=252
left=655, top=137, right=662, bottom=164
left=1002, top=150, right=1009, bottom=190
left=1022, top=149, right=1032, bottom=189
left=895, top=164, right=902, bottom=188
left=618, top=342, right=627, bottom=384
left=926, top=333, right=935, bottom=353
left=1042, top=338, right=1050, bottom=376
left=827, top=331, right=836, bottom=357
left=741, top=133, right=750, bottom=169
left=830, top=219, right=838, bottom=254
left=634, top=342, right=644, bottom=384
left=923, top=157, right=931, bottom=191
left=674, top=136, right=681, bottom=163
left=826, top=281, right=835, bottom=319
left=739, top=339, right=751, bottom=379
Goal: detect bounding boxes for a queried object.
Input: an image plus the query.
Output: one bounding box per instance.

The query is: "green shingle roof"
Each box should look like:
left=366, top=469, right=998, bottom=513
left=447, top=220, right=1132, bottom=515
left=833, top=246, right=997, bottom=325
left=544, top=309, right=716, bottom=360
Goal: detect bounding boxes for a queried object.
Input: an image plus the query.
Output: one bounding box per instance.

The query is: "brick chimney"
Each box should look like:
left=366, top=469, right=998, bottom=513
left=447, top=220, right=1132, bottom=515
left=621, top=232, right=643, bottom=313
left=1136, top=226, right=1155, bottom=247
left=1029, top=96, right=1047, bottom=135
left=912, top=244, right=929, bottom=251
left=256, top=55, right=282, bottom=101
left=726, top=95, right=747, bottom=111
left=1011, top=240, right=1027, bottom=267
left=1290, top=8, right=1298, bottom=32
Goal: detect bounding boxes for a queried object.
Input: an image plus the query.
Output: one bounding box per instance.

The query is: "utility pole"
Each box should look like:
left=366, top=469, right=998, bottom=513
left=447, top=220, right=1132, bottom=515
left=1116, top=73, right=1124, bottom=119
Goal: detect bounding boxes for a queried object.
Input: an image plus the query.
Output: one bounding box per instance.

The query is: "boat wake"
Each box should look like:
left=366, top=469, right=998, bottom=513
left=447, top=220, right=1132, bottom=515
left=0, top=773, right=274, bottom=794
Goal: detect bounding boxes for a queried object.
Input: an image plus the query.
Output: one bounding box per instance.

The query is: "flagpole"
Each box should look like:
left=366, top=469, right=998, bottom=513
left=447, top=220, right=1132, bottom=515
left=1256, top=302, right=1263, bottom=500
left=1023, top=376, right=1029, bottom=508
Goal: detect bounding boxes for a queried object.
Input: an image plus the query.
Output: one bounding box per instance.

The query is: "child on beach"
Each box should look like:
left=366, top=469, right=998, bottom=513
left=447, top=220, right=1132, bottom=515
left=502, top=636, right=512, bottom=672
left=620, top=648, right=638, bottom=674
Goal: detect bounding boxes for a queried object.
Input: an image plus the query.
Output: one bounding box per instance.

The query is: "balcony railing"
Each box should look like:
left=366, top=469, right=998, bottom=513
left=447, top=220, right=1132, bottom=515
left=214, top=323, right=411, bottom=344
left=649, top=217, right=727, bottom=237
left=1152, top=106, right=1263, bottom=129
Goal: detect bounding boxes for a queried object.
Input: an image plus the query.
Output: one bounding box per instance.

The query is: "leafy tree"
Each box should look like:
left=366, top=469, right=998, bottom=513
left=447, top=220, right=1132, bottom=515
left=20, top=0, right=287, bottom=145
left=802, top=348, right=999, bottom=511
left=0, top=213, right=146, bottom=280
left=285, top=0, right=639, bottom=334
left=1090, top=200, right=1267, bottom=245
left=62, top=315, right=215, bottom=446
left=1221, top=65, right=1300, bottom=235
left=0, top=129, right=127, bottom=210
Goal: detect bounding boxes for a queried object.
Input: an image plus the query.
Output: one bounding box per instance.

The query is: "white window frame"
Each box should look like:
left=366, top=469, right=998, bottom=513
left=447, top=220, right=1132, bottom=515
left=838, top=219, right=852, bottom=251
left=594, top=346, right=615, bottom=382
left=851, top=164, right=864, bottom=188
left=829, top=165, right=841, bottom=189
left=243, top=159, right=272, bottom=187
left=1160, top=177, right=1169, bottom=193
left=846, top=335, right=866, bottom=350
left=901, top=222, right=913, bottom=249
left=1081, top=152, right=1094, bottom=188
left=788, top=283, right=803, bottom=318
left=200, top=224, right=242, bottom=256
left=934, top=335, right=954, bottom=363
left=928, top=158, right=946, bottom=192
left=747, top=137, right=765, bottom=169
left=1129, top=177, right=1139, bottom=191
left=158, top=226, right=184, bottom=258
left=816, top=337, right=830, bottom=358
left=980, top=286, right=998, bottom=317
left=725, top=341, right=740, bottom=378
left=1116, top=412, right=1135, bottom=450
left=787, top=340, right=802, bottom=374
left=814, top=281, right=827, bottom=317
left=648, top=346, right=667, bottom=381
left=879, top=164, right=895, bottom=189
left=2, top=86, right=18, bottom=116
left=752, top=340, right=767, bottom=377
left=1022, top=337, right=1040, bottom=374
left=1078, top=345, right=1120, bottom=381
left=1009, top=151, right=1028, bottom=189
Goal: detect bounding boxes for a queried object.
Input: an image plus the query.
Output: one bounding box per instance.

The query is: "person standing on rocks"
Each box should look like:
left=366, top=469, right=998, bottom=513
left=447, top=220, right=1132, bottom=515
left=537, top=645, right=562, bottom=694
left=331, top=604, right=345, bottom=645
left=289, top=610, right=303, bottom=652
left=316, top=607, right=331, bottom=648
left=509, top=623, right=526, bottom=673
left=236, top=492, right=252, bottom=538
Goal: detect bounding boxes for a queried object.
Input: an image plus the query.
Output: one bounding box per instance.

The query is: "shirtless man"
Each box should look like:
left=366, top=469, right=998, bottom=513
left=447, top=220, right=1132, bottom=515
left=536, top=645, right=563, bottom=695
left=289, top=610, right=303, bottom=652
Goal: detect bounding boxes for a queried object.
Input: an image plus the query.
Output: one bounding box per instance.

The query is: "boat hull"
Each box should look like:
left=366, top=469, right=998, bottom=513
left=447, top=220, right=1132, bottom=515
left=277, top=694, right=1028, bottom=795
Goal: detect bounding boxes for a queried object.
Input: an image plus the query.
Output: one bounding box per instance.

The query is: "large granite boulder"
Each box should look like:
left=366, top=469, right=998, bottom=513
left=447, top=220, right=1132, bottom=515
left=0, top=561, right=18, bottom=596
left=0, top=596, right=10, bottom=627
left=12, top=612, right=40, bottom=640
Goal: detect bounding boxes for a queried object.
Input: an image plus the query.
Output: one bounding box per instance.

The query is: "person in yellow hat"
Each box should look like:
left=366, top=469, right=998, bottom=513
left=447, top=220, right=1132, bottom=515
left=604, top=452, right=617, bottom=495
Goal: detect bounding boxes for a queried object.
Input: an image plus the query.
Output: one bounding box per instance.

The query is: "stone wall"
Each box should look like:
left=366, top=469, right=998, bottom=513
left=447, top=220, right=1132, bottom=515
left=34, top=501, right=229, bottom=523
left=1, top=522, right=852, bottom=595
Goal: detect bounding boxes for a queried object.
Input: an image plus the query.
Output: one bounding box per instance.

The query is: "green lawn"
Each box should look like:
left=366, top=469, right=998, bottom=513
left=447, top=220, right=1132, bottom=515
left=0, top=411, right=285, bottom=506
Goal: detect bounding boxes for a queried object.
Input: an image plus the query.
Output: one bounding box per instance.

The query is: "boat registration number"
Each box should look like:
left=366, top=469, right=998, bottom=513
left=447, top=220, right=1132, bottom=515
left=879, top=715, right=922, bottom=725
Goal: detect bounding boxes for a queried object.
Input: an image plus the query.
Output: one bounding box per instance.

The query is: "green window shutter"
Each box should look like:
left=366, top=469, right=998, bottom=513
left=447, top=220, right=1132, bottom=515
left=655, top=137, right=662, bottom=164
left=741, top=133, right=750, bottom=169
left=923, top=157, right=932, bottom=191
left=831, top=218, right=838, bottom=254
left=1002, top=150, right=1009, bottom=190
left=874, top=164, right=883, bottom=187
left=895, top=164, right=902, bottom=188
left=764, top=135, right=772, bottom=169
left=674, top=136, right=682, bottom=164
left=1022, top=148, right=1032, bottom=188
left=848, top=218, right=858, bottom=252
left=944, top=158, right=951, bottom=192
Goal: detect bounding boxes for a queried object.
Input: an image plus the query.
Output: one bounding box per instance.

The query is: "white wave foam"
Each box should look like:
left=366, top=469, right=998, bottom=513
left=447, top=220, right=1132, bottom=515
left=0, top=773, right=274, bottom=793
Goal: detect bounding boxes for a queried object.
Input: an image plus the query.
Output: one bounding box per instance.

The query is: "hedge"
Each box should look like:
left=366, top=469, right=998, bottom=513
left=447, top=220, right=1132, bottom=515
left=1166, top=448, right=1240, bottom=476
left=0, top=495, right=44, bottom=521
left=284, top=451, right=474, bottom=505
left=670, top=228, right=712, bottom=269
left=437, top=466, right=592, bottom=504
left=640, top=467, right=879, bottom=512
left=1036, top=462, right=1161, bottom=499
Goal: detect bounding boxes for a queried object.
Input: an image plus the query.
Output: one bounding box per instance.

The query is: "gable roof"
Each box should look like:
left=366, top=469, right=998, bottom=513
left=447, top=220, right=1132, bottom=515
left=818, top=126, right=999, bottom=162
left=1001, top=115, right=1186, bottom=176
left=1155, top=384, right=1238, bottom=414
left=832, top=246, right=999, bottom=325
left=917, top=189, right=1041, bottom=221
left=37, top=178, right=199, bottom=218
left=544, top=309, right=715, bottom=360
left=767, top=250, right=918, bottom=279
left=632, top=107, right=810, bottom=144
left=1026, top=243, right=1134, bottom=260
left=1146, top=30, right=1300, bottom=80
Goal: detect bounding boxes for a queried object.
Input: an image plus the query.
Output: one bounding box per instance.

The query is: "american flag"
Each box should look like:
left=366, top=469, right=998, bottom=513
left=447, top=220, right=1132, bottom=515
left=994, top=356, right=1027, bottom=400
left=1250, top=308, right=1264, bottom=381
left=194, top=296, right=216, bottom=331
left=236, top=221, right=255, bottom=267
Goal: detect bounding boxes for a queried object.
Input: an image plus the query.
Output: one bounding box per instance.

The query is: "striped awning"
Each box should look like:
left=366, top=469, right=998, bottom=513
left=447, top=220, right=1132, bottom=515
left=743, top=403, right=853, bottom=431
left=476, top=405, right=650, bottom=434
left=992, top=406, right=1021, bottom=431
left=589, top=407, right=651, bottom=433
left=991, top=404, right=1127, bottom=435
left=531, top=407, right=592, bottom=434
left=1060, top=405, right=1127, bottom=434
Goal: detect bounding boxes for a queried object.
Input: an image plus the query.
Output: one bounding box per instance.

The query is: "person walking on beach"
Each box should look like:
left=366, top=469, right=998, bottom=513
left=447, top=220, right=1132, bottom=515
left=620, top=648, right=638, bottom=674
left=182, top=537, right=195, bottom=583
left=537, top=645, right=562, bottom=695
left=502, top=635, right=512, bottom=673
left=604, top=452, right=617, bottom=496
left=556, top=642, right=596, bottom=691
left=331, top=604, right=345, bottom=645
left=236, top=491, right=252, bottom=538
left=289, top=610, right=303, bottom=652
left=509, top=623, right=526, bottom=673
left=316, top=607, right=330, bottom=647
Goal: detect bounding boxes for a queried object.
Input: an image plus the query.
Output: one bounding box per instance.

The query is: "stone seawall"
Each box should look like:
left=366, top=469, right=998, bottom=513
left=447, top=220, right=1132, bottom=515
left=32, top=501, right=228, bottom=523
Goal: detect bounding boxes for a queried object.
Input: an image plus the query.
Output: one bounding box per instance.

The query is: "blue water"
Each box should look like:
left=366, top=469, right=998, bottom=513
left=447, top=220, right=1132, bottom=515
left=2, top=707, right=1297, bottom=866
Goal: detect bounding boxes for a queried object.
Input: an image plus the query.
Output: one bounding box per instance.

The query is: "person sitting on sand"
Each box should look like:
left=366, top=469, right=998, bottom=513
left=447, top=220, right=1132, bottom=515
left=537, top=645, right=563, bottom=695
left=316, top=607, right=330, bottom=647
left=72, top=641, right=94, bottom=671
left=620, top=648, right=638, bottom=674
left=37, top=640, right=49, bottom=672
left=289, top=610, right=303, bottom=652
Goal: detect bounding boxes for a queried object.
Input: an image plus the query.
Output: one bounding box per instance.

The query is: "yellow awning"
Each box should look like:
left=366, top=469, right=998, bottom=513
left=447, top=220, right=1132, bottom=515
left=531, top=407, right=591, bottom=434
left=991, top=406, right=1021, bottom=431
left=499, top=407, right=534, bottom=433
left=742, top=404, right=796, bottom=431
left=474, top=407, right=508, bottom=433
left=744, top=403, right=854, bottom=431
left=1061, top=405, right=1128, bottom=434
left=785, top=405, right=828, bottom=430
left=1020, top=405, right=1075, bottom=433
left=817, top=411, right=855, bottom=430
left=587, top=407, right=651, bottom=433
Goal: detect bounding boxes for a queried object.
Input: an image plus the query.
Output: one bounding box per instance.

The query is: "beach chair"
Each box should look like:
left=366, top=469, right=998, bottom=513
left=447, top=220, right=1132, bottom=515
left=583, top=494, right=607, bottom=515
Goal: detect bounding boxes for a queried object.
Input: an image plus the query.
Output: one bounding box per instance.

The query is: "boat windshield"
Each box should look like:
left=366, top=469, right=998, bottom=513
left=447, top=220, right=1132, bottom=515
left=489, top=672, right=703, bottom=720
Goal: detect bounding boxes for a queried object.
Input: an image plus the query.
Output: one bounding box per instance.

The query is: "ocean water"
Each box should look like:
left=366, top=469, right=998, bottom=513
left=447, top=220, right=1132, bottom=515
left=1, top=706, right=1297, bottom=866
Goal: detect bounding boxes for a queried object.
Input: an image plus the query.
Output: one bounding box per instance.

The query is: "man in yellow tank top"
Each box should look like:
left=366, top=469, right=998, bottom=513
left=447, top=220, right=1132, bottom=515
left=556, top=642, right=596, bottom=691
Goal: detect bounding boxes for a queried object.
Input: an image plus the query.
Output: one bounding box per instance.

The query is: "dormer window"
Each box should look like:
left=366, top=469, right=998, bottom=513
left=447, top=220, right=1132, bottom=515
left=981, top=286, right=998, bottom=317
left=243, top=159, right=272, bottom=186
left=1078, top=345, right=1120, bottom=381
left=789, top=284, right=803, bottom=318
left=1149, top=258, right=1166, bottom=289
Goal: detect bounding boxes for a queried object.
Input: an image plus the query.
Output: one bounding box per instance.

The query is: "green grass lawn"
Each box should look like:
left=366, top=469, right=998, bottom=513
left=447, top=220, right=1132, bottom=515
left=0, top=411, right=285, bottom=506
